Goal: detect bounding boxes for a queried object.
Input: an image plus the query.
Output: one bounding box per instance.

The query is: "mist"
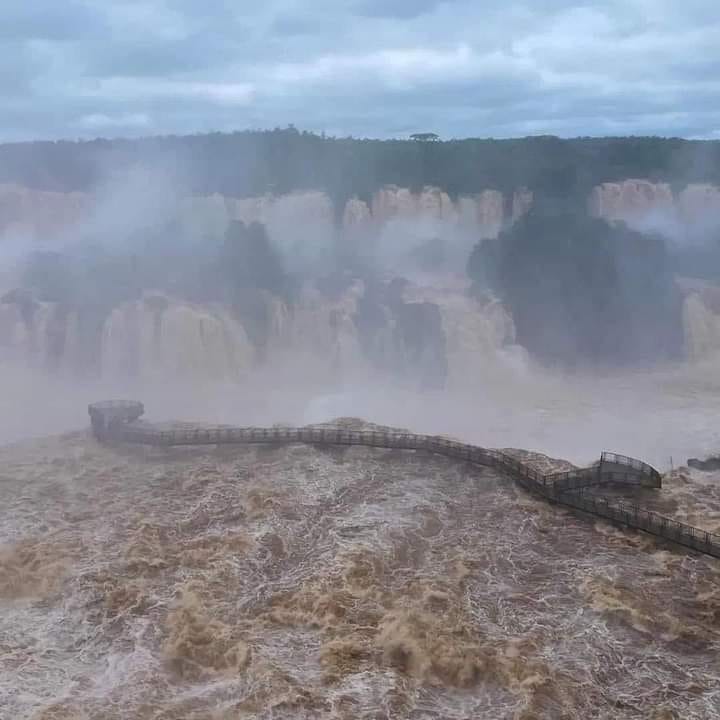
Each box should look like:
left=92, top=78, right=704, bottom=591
left=2, top=135, right=720, bottom=473
left=4, top=346, right=720, bottom=474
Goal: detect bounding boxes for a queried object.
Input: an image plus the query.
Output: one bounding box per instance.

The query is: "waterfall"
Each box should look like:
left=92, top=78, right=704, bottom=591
left=0, top=282, right=529, bottom=386
left=100, top=297, right=255, bottom=381
left=265, top=284, right=368, bottom=380
left=0, top=300, right=62, bottom=369
left=401, top=281, right=527, bottom=387
left=683, top=293, right=720, bottom=361
left=0, top=301, right=30, bottom=363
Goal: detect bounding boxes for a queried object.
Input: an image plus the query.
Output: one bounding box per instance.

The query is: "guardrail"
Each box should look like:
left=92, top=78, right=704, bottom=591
left=601, top=451, right=662, bottom=485
left=560, top=491, right=720, bottom=556
left=87, top=400, right=720, bottom=560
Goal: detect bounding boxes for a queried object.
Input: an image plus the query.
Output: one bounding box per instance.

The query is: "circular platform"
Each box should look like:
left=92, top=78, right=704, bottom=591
left=88, top=400, right=144, bottom=440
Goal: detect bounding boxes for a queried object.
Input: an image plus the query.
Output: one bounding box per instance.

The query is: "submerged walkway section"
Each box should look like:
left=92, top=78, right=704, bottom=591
left=88, top=400, right=720, bottom=560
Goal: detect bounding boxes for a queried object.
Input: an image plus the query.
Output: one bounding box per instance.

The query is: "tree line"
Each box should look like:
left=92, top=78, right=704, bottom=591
left=1, top=129, right=719, bottom=217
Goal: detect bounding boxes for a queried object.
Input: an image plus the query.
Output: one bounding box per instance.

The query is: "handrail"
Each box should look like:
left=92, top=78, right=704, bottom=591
left=601, top=451, right=660, bottom=481
left=87, top=400, right=720, bottom=560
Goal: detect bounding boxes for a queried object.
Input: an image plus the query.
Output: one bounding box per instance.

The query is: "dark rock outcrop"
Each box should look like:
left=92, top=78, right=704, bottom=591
left=354, top=279, right=448, bottom=388
left=688, top=456, right=720, bottom=472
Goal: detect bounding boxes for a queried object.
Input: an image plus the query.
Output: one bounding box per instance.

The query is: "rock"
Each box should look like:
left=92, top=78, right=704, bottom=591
left=0, top=183, right=91, bottom=239
left=687, top=456, right=720, bottom=472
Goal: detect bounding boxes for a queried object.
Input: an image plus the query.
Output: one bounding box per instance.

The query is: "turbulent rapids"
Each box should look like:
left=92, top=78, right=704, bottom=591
left=89, top=400, right=720, bottom=560
left=4, top=401, right=720, bottom=720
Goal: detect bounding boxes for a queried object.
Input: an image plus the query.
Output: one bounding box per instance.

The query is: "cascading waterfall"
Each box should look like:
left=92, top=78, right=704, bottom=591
left=100, top=297, right=255, bottom=382
left=270, top=284, right=369, bottom=379
left=0, top=301, right=29, bottom=362
left=683, top=293, right=720, bottom=362
left=3, top=280, right=718, bottom=381
left=0, top=283, right=531, bottom=384
left=0, top=300, right=57, bottom=368
left=437, top=295, right=524, bottom=385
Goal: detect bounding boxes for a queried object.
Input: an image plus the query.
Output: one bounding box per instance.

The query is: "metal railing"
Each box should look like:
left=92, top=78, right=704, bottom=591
left=601, top=451, right=661, bottom=485
left=87, top=400, right=720, bottom=560
left=560, top=490, right=720, bottom=556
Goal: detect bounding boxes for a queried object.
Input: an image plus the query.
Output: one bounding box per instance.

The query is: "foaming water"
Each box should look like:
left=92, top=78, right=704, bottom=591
left=3, top=356, right=720, bottom=717
left=2, top=426, right=720, bottom=719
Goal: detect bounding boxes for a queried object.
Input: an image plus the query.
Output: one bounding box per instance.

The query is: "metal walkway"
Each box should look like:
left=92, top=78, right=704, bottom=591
left=88, top=400, right=720, bottom=559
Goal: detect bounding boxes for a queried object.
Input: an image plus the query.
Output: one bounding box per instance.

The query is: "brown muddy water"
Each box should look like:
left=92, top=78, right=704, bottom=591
left=2, top=418, right=720, bottom=719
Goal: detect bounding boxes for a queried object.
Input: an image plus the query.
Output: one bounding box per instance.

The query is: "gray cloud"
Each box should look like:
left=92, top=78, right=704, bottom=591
left=0, top=1, right=105, bottom=41
left=86, top=31, right=244, bottom=78
left=0, top=0, right=719, bottom=141
left=353, top=0, right=447, bottom=20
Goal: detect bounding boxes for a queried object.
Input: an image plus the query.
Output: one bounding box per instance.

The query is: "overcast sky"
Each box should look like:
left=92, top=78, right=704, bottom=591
left=2, top=0, right=719, bottom=142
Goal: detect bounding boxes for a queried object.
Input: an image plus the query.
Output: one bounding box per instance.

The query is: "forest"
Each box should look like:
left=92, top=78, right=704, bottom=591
left=467, top=199, right=685, bottom=366
left=1, top=129, right=719, bottom=217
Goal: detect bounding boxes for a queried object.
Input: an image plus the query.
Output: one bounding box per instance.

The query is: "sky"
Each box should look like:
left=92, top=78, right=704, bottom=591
left=2, top=0, right=720, bottom=142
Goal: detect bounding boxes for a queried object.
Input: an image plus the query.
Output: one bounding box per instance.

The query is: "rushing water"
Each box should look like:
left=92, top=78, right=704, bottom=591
left=2, top=358, right=720, bottom=719
left=1, top=422, right=720, bottom=719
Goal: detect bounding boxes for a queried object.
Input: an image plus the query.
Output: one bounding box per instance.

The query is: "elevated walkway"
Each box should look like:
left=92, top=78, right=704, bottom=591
left=88, top=400, right=720, bottom=560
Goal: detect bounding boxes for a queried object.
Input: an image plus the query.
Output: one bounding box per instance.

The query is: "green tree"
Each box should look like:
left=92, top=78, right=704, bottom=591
left=468, top=203, right=683, bottom=365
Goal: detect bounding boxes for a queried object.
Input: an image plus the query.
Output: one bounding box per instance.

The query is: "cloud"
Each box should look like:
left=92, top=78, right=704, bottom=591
left=0, top=0, right=719, bottom=141
left=78, top=112, right=152, bottom=130
left=267, top=45, right=490, bottom=89
left=0, top=1, right=105, bottom=42
left=79, top=78, right=256, bottom=106
left=353, top=0, right=447, bottom=20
